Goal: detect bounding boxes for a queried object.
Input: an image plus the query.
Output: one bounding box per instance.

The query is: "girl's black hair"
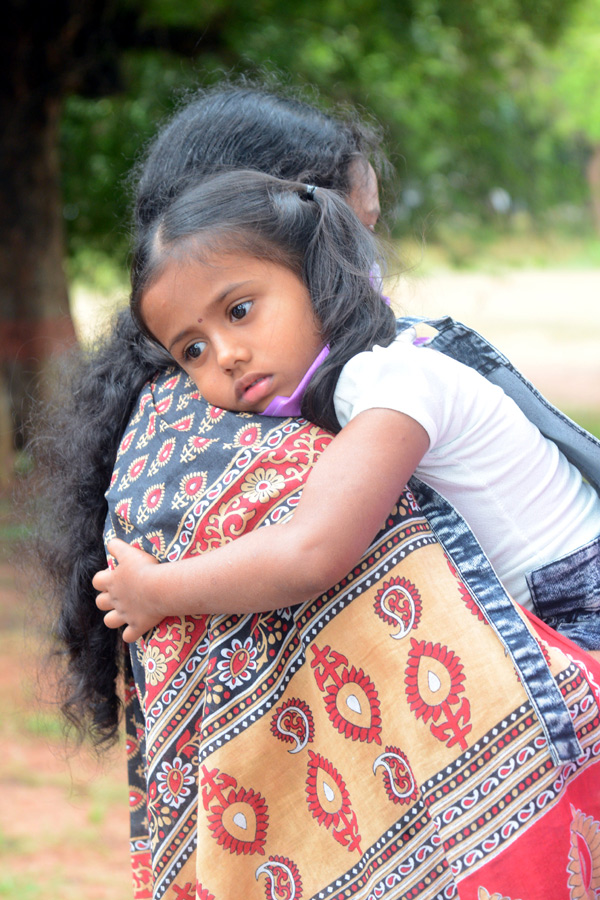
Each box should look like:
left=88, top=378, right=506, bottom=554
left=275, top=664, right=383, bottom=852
left=34, top=81, right=390, bottom=747
left=132, top=170, right=396, bottom=434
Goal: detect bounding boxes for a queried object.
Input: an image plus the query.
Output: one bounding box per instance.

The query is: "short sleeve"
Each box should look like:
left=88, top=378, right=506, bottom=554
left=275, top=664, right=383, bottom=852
left=333, top=337, right=495, bottom=452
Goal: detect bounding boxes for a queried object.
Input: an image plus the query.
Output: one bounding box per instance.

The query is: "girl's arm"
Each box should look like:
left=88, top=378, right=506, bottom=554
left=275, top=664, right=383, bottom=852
left=94, top=408, right=429, bottom=642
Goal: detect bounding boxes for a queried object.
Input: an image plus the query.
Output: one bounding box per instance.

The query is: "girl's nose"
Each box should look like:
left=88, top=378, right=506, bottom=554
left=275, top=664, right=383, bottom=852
left=214, top=336, right=250, bottom=372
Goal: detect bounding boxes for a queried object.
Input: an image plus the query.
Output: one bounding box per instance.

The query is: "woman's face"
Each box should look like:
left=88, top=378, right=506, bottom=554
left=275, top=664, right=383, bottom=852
left=346, top=160, right=380, bottom=231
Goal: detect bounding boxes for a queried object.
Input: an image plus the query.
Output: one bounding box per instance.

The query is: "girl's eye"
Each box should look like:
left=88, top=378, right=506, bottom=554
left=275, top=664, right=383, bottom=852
left=183, top=340, right=207, bottom=361
left=230, top=300, right=252, bottom=321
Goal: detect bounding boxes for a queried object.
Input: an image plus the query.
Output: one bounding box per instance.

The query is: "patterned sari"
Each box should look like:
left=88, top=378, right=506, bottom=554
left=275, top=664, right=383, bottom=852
left=106, top=368, right=600, bottom=900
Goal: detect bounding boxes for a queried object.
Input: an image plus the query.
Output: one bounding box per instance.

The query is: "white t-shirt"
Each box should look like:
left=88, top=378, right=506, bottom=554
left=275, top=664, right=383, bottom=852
left=333, top=336, right=600, bottom=608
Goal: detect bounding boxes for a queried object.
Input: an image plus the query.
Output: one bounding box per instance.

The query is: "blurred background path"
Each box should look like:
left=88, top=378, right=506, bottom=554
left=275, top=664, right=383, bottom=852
left=395, top=267, right=600, bottom=416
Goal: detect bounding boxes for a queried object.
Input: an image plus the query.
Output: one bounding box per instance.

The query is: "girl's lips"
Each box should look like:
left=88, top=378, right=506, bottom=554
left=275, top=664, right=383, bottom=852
left=235, top=374, right=274, bottom=407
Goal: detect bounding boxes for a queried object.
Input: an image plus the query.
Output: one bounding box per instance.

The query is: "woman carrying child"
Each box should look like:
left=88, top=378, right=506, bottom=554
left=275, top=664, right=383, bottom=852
left=41, top=84, right=600, bottom=899
left=93, top=169, right=600, bottom=900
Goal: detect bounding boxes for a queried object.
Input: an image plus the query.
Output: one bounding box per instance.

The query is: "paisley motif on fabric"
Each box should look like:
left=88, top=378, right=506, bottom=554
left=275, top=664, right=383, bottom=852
left=225, top=423, right=264, bottom=450
left=180, top=434, right=218, bottom=463
left=311, top=645, right=382, bottom=744
left=404, top=638, right=472, bottom=749
left=137, top=483, right=165, bottom=524
left=271, top=699, right=315, bottom=754
left=196, top=886, right=216, bottom=900
left=446, top=556, right=487, bottom=623
left=172, top=471, right=207, bottom=509
left=305, top=751, right=362, bottom=852
left=118, top=454, right=149, bottom=490
left=145, top=530, right=166, bottom=557
left=201, top=765, right=269, bottom=856
left=256, top=856, right=303, bottom=900
left=147, top=438, right=176, bottom=475
left=164, top=413, right=195, bottom=434
left=373, top=575, right=422, bottom=639
left=373, top=745, right=419, bottom=805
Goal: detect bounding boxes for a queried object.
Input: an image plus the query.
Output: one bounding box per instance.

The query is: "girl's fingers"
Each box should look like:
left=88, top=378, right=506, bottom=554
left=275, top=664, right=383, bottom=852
left=103, top=609, right=127, bottom=630
left=92, top=569, right=109, bottom=591
left=95, top=592, right=112, bottom=611
left=106, top=538, right=127, bottom=560
left=122, top=624, right=143, bottom=644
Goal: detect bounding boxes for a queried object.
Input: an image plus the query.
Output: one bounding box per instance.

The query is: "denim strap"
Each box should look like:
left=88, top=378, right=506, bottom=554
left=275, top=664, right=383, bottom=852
left=409, top=476, right=582, bottom=765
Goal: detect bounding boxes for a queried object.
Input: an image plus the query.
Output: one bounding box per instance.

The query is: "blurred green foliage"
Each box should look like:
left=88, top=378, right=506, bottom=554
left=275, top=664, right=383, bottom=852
left=59, top=0, right=599, bottom=282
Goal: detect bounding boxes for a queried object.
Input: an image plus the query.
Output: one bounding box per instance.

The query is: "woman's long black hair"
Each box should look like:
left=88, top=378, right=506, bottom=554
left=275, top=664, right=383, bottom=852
left=33, top=81, right=390, bottom=748
left=132, top=170, right=396, bottom=434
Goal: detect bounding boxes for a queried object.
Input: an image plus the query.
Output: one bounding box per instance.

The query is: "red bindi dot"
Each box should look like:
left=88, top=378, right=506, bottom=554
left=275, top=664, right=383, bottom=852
left=197, top=317, right=203, bottom=323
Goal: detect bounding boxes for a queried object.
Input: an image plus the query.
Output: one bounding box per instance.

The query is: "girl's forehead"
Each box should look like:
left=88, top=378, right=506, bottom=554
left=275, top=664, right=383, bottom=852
left=145, top=249, right=303, bottom=304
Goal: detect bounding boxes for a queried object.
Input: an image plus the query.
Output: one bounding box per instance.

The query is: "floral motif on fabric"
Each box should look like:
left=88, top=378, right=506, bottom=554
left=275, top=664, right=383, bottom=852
left=119, top=454, right=149, bottom=490
left=137, top=483, right=165, bottom=524
left=114, top=497, right=134, bottom=533
left=172, top=471, right=207, bottom=509
left=373, top=576, right=422, bottom=639
left=200, top=405, right=227, bottom=429
left=117, top=427, right=137, bottom=458
left=446, top=556, right=487, bottom=623
left=217, top=636, right=259, bottom=689
left=477, top=890, right=516, bottom=900
left=311, top=645, right=382, bottom=744
left=154, top=394, right=173, bottom=417
left=240, top=467, right=286, bottom=503
left=567, top=806, right=600, bottom=899
left=147, top=438, right=176, bottom=476
left=405, top=638, right=472, bottom=750
left=156, top=757, right=195, bottom=809
left=164, top=412, right=195, bottom=434
left=143, top=645, right=168, bottom=686
left=135, top=412, right=156, bottom=449
left=145, top=530, right=166, bottom=558
left=271, top=699, right=315, bottom=754
left=196, top=885, right=216, bottom=900
left=256, top=856, right=303, bottom=900
left=305, top=751, right=362, bottom=853
left=225, top=423, right=264, bottom=450
left=201, top=765, right=269, bottom=856
left=373, top=746, right=420, bottom=805
left=180, top=434, right=218, bottom=464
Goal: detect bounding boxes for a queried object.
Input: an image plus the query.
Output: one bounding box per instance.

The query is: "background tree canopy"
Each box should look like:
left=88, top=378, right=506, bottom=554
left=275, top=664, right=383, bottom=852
left=0, top=0, right=597, bottom=467
left=58, top=0, right=593, bottom=282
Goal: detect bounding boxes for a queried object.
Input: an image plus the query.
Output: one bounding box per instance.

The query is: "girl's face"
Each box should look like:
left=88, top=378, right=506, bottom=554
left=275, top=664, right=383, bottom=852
left=141, top=251, right=323, bottom=412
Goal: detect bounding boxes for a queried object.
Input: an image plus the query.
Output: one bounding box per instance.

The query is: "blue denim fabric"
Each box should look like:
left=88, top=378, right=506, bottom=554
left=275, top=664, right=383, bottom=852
left=395, top=314, right=600, bottom=762
left=398, top=315, right=600, bottom=655
left=409, top=476, right=582, bottom=765
left=527, top=535, right=600, bottom=651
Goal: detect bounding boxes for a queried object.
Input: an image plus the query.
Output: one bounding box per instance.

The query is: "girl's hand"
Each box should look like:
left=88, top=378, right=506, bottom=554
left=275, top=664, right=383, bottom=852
left=93, top=539, right=164, bottom=643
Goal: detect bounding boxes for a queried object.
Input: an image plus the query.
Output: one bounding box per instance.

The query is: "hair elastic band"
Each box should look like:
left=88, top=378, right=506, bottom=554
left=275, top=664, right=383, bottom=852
left=303, top=184, right=317, bottom=200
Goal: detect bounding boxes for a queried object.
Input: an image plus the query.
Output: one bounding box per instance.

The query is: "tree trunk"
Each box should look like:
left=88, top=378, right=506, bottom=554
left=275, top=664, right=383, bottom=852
left=587, top=143, right=600, bottom=235
left=0, top=93, right=76, bottom=471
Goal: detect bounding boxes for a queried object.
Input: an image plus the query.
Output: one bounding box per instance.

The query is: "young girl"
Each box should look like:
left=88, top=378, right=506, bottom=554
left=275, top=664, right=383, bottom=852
left=93, top=169, right=600, bottom=653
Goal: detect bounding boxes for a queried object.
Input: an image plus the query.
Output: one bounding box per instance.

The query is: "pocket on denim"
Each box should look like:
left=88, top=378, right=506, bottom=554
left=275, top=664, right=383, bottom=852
left=526, top=535, right=600, bottom=620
